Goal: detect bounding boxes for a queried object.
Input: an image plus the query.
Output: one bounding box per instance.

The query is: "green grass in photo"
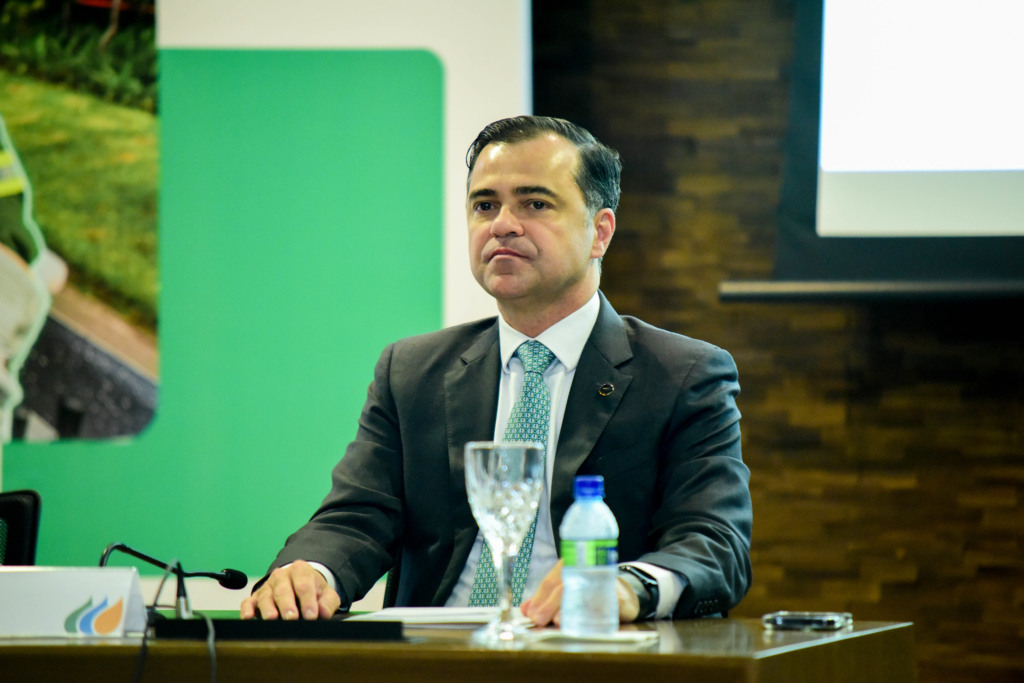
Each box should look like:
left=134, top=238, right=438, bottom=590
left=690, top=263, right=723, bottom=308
left=0, top=69, right=157, bottom=329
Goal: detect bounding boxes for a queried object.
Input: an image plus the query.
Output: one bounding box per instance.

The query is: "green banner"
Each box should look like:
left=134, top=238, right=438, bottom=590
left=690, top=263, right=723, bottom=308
left=4, top=49, right=444, bottom=577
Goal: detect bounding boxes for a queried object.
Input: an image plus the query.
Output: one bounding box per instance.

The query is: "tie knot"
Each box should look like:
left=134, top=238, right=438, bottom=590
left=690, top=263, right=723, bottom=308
left=515, top=340, right=555, bottom=375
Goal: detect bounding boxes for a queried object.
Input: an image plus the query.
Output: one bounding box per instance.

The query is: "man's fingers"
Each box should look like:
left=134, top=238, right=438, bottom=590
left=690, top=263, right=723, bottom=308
left=616, top=577, right=641, bottom=623
left=288, top=562, right=324, bottom=620
left=318, top=589, right=343, bottom=619
left=239, top=594, right=258, bottom=620
left=522, top=559, right=564, bottom=627
left=530, top=582, right=563, bottom=627
left=267, top=567, right=303, bottom=619
left=239, top=561, right=339, bottom=621
left=244, top=569, right=286, bottom=620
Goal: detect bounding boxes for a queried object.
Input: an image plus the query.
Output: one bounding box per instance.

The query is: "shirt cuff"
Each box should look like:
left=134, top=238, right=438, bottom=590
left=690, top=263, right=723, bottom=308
left=619, top=561, right=686, bottom=619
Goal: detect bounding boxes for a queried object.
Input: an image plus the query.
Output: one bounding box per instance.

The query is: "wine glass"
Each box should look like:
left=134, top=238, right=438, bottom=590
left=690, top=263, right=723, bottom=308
left=464, top=440, right=545, bottom=647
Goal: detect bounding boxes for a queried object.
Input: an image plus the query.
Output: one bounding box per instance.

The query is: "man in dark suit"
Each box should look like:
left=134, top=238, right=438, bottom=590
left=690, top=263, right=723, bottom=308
left=241, top=116, right=751, bottom=625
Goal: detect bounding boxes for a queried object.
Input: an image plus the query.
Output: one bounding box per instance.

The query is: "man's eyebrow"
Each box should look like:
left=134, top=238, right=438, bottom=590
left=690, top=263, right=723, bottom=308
left=514, top=185, right=558, bottom=199
left=468, top=188, right=498, bottom=201
left=468, top=185, right=560, bottom=202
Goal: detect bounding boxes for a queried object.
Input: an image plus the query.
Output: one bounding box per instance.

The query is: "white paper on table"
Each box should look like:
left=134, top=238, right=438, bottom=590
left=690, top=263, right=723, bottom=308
left=347, top=606, right=533, bottom=628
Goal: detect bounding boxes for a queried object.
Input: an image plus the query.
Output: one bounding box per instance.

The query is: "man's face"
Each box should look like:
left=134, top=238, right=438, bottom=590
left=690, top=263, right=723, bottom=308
left=466, top=134, right=612, bottom=310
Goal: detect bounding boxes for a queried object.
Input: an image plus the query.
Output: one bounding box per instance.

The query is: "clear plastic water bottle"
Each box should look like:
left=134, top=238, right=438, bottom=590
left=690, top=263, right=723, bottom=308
left=559, top=475, right=620, bottom=636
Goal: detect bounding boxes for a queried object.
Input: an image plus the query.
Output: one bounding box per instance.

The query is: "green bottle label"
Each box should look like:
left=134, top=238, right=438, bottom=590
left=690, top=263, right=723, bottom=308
left=561, top=539, right=618, bottom=567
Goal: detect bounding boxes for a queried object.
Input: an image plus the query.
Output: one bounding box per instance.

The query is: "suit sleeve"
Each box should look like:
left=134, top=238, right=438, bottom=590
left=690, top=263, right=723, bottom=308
left=639, top=345, right=752, bottom=618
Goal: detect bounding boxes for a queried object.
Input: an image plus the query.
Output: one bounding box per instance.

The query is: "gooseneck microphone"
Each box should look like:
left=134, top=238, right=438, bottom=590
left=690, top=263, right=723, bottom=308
left=192, top=566, right=249, bottom=590
left=99, top=542, right=249, bottom=618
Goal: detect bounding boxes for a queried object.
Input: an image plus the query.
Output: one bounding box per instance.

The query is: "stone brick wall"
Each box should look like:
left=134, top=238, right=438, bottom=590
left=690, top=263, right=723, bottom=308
left=534, top=2, right=1024, bottom=681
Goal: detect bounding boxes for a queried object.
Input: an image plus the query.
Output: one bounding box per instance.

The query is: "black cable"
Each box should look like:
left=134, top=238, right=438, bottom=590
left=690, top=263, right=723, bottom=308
left=131, top=558, right=177, bottom=683
left=130, top=626, right=149, bottom=683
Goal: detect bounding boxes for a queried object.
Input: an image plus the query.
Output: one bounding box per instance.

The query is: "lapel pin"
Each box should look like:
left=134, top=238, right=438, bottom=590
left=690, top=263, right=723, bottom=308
left=598, top=383, right=614, bottom=396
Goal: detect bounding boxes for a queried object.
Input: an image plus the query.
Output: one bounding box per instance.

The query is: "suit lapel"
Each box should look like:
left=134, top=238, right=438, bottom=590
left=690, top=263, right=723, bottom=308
left=437, top=322, right=500, bottom=601
left=551, top=294, right=633, bottom=535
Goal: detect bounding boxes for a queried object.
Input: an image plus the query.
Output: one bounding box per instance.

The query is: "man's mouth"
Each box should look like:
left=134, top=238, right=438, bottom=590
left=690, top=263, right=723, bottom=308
left=488, top=247, right=525, bottom=261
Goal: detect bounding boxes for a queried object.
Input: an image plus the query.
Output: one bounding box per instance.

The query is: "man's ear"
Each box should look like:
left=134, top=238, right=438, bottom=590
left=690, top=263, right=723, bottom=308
left=591, top=208, right=616, bottom=259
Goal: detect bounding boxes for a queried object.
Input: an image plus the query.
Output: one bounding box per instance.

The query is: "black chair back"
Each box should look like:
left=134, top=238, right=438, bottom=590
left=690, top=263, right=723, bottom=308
left=0, top=489, right=41, bottom=565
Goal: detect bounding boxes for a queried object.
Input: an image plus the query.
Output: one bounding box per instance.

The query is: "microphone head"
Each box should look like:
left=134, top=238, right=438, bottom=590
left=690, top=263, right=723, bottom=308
left=218, top=568, right=249, bottom=590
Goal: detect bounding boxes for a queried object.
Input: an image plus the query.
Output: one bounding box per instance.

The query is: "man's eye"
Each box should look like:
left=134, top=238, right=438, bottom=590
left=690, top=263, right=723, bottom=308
left=475, top=201, right=494, bottom=212
left=529, top=200, right=548, bottom=210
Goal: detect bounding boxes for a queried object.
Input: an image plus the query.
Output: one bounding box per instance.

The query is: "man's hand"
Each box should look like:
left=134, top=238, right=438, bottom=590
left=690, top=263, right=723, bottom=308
left=520, top=560, right=642, bottom=627
left=239, top=560, right=341, bottom=621
left=520, top=560, right=565, bottom=627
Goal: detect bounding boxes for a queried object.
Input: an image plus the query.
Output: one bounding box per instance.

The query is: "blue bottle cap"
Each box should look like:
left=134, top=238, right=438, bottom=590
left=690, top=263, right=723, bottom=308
left=574, top=475, right=605, bottom=499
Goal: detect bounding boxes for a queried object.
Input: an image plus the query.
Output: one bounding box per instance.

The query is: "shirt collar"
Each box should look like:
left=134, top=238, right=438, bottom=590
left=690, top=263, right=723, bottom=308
left=497, top=292, right=601, bottom=373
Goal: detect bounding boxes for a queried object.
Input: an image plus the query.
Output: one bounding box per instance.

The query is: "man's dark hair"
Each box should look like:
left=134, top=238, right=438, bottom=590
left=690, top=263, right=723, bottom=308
left=466, top=115, right=622, bottom=213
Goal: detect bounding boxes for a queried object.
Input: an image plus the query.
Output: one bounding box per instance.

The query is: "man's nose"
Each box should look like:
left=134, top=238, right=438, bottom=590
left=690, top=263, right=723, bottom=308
left=491, top=205, right=524, bottom=237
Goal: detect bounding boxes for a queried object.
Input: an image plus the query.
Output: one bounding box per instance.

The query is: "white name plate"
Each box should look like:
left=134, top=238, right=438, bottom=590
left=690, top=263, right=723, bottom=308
left=0, top=567, right=148, bottom=637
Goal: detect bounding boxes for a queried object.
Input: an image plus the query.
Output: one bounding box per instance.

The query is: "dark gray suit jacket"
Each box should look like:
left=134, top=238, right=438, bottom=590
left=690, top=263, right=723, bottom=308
left=270, top=293, right=752, bottom=618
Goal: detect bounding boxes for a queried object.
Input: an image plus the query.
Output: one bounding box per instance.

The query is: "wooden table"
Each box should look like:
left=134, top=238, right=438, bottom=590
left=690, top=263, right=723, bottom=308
left=0, top=618, right=915, bottom=683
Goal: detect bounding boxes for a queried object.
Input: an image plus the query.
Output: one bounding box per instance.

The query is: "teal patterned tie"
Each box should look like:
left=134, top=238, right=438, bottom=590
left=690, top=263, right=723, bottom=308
left=468, top=340, right=556, bottom=607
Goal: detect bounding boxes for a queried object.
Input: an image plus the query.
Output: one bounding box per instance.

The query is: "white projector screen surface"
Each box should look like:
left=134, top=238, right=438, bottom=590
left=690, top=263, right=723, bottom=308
left=817, top=0, right=1024, bottom=237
